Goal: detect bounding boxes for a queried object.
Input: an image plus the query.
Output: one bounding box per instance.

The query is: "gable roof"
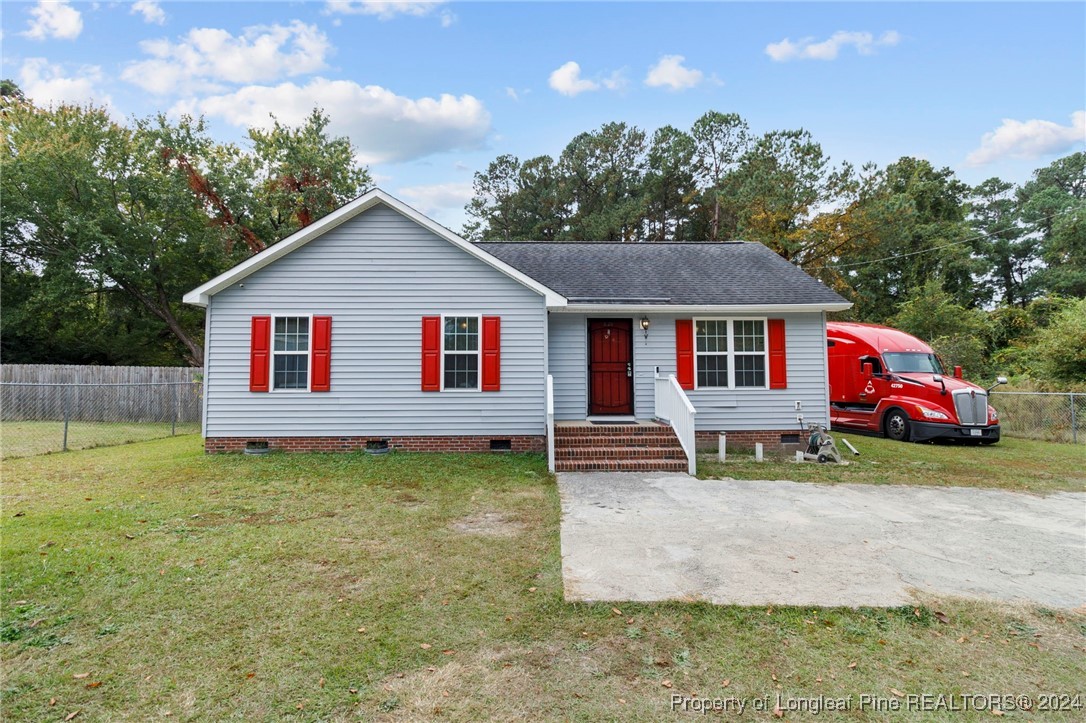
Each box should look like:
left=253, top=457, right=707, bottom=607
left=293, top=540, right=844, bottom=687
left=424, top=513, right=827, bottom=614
left=478, top=242, right=851, bottom=311
left=182, top=189, right=566, bottom=307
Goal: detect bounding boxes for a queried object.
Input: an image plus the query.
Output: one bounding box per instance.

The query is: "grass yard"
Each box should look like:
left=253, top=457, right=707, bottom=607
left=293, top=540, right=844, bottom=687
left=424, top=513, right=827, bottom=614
left=3, top=437, right=1085, bottom=720
left=1, top=421, right=201, bottom=460
left=700, top=435, right=1086, bottom=495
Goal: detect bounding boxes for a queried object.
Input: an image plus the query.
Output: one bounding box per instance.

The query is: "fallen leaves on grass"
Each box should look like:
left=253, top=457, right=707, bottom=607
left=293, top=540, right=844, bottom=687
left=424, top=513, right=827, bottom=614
left=64, top=712, right=80, bottom=721
left=890, top=688, right=905, bottom=697
left=72, top=673, right=90, bottom=679
left=420, top=644, right=432, bottom=650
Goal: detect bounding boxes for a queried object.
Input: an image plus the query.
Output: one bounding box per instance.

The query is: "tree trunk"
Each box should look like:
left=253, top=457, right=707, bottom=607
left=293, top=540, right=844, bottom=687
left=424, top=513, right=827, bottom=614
left=118, top=278, right=205, bottom=365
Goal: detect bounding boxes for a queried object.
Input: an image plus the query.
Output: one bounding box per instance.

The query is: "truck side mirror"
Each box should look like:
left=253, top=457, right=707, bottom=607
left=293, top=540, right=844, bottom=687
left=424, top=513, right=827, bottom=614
left=862, top=362, right=873, bottom=379
left=953, top=366, right=963, bottom=379
left=987, top=376, right=1008, bottom=393
left=933, top=374, right=947, bottom=395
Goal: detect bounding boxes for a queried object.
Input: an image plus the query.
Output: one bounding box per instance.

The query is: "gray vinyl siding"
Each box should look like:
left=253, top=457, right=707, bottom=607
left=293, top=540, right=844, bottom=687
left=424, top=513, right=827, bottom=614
left=204, top=205, right=547, bottom=437
left=546, top=312, right=828, bottom=430
left=548, top=314, right=587, bottom=420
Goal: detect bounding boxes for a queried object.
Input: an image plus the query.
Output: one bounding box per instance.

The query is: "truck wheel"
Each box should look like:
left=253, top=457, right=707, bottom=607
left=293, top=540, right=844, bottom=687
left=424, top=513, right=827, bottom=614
left=884, top=409, right=911, bottom=442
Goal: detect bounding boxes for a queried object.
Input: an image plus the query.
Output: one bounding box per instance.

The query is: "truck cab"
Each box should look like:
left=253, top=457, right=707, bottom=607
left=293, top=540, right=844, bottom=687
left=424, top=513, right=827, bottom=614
left=826, top=322, right=1004, bottom=444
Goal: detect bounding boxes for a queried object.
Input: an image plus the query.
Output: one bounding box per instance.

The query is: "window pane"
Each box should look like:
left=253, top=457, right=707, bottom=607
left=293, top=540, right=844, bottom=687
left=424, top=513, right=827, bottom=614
left=696, top=354, right=728, bottom=388
left=444, top=316, right=478, bottom=352
left=274, top=316, right=309, bottom=352
left=696, top=320, right=728, bottom=353
left=273, top=353, right=308, bottom=390
left=443, top=353, right=479, bottom=389
left=734, top=320, right=764, bottom=352
left=734, top=354, right=766, bottom=387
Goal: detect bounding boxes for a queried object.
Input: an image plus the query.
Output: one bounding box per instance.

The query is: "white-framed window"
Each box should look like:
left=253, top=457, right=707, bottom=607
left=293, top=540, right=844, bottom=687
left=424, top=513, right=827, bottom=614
left=272, top=315, right=311, bottom=391
left=442, top=314, right=480, bottom=391
left=694, top=318, right=768, bottom=389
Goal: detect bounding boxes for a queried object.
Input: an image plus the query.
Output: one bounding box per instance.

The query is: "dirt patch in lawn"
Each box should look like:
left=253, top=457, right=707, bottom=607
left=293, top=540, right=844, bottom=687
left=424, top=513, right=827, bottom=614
left=450, top=512, right=524, bottom=537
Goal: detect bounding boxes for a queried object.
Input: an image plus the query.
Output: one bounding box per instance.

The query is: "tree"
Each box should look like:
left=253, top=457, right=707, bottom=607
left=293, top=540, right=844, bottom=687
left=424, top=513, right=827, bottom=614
left=247, top=109, right=371, bottom=239
left=889, top=280, right=991, bottom=376
left=642, top=125, right=697, bottom=241
left=970, top=177, right=1036, bottom=306
left=558, top=122, right=647, bottom=241
left=1018, top=152, right=1086, bottom=298
left=843, top=157, right=978, bottom=321
left=464, top=154, right=524, bottom=241
left=1032, top=297, right=1086, bottom=383
left=1, top=103, right=240, bottom=364
left=1, top=79, right=24, bottom=99
left=1, top=100, right=370, bottom=365
left=689, top=111, right=749, bottom=241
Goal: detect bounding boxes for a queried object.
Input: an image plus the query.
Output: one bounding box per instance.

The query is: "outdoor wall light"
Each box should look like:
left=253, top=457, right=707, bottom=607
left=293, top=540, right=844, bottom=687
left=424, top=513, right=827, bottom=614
left=640, top=316, right=650, bottom=338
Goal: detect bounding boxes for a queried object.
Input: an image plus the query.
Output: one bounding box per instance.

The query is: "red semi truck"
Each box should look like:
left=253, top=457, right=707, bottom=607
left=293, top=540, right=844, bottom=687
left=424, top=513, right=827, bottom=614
left=827, top=322, right=1006, bottom=444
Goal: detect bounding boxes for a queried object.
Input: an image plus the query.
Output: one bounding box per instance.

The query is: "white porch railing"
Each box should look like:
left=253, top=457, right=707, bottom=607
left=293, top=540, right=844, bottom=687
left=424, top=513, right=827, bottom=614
left=654, top=373, right=697, bottom=475
left=546, top=374, right=555, bottom=473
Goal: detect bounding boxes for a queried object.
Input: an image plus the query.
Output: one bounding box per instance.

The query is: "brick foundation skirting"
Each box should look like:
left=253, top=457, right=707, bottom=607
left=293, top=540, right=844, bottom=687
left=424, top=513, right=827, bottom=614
left=204, top=435, right=546, bottom=454
left=695, top=429, right=806, bottom=452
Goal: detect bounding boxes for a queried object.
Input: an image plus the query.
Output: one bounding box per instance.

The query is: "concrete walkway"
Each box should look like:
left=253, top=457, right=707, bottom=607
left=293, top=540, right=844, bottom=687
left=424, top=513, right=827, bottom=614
left=558, top=473, right=1086, bottom=608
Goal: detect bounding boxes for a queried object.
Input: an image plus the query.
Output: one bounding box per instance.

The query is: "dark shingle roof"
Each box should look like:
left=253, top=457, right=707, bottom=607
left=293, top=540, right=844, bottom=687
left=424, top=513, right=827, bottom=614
left=477, top=242, right=849, bottom=307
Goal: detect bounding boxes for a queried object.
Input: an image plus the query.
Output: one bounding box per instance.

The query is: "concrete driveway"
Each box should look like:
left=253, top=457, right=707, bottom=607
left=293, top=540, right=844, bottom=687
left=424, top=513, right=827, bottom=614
left=558, top=473, right=1086, bottom=608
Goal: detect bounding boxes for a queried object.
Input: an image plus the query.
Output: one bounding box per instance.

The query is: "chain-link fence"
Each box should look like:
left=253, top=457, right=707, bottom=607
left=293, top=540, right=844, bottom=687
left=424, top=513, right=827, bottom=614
left=1, top=381, right=202, bottom=459
left=990, top=391, right=1084, bottom=444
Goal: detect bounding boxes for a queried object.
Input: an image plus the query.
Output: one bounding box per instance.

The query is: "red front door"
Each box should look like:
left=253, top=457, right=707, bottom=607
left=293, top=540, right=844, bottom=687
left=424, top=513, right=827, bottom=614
left=588, top=319, right=634, bottom=415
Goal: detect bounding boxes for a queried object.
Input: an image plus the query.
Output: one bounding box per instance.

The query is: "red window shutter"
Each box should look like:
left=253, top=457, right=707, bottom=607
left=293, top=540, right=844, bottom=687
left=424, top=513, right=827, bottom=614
left=421, top=316, right=441, bottom=391
left=768, top=318, right=787, bottom=389
left=675, top=319, right=694, bottom=390
left=249, top=316, right=271, bottom=392
left=481, top=316, right=501, bottom=391
left=311, top=316, right=332, bottom=392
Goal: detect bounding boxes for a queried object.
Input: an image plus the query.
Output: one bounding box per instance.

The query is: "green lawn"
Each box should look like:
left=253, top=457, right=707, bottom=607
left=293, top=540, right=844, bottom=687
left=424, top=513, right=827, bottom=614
left=700, top=435, right=1086, bottom=495
left=1, top=421, right=201, bottom=459
left=3, top=437, right=1084, bottom=720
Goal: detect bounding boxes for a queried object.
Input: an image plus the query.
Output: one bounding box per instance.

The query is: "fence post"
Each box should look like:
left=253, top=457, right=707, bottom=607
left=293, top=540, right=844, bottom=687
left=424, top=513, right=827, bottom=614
left=172, top=383, right=179, bottom=436
left=1071, top=392, right=1077, bottom=444
left=62, top=385, right=71, bottom=452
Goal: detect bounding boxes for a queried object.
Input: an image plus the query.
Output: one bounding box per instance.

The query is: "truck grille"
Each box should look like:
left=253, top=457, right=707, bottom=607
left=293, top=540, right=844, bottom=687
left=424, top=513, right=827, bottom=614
left=952, top=389, right=988, bottom=426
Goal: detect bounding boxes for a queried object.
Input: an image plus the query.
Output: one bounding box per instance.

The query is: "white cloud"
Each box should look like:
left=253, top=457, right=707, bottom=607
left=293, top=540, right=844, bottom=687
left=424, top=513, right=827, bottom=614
left=19, top=58, right=112, bottom=108
left=121, top=21, right=331, bottom=95
left=505, top=87, right=519, bottom=101
left=325, top=1, right=448, bottom=20
left=965, top=111, right=1086, bottom=166
left=397, top=181, right=474, bottom=215
left=765, top=30, right=900, bottom=62
left=22, top=1, right=83, bottom=41
left=131, top=0, right=166, bottom=25
left=548, top=61, right=599, bottom=97
left=173, top=78, right=491, bottom=164
left=644, top=54, right=704, bottom=91
left=601, top=70, right=628, bottom=91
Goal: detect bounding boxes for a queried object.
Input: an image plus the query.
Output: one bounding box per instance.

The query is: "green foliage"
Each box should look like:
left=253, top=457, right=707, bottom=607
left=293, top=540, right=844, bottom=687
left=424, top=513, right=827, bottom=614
left=1032, top=298, right=1086, bottom=383
left=1, top=99, right=369, bottom=365
left=889, top=281, right=991, bottom=376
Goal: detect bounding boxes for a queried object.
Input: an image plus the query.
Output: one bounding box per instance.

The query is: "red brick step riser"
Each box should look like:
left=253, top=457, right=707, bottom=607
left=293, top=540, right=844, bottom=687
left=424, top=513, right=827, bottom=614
left=555, top=447, right=686, bottom=460
left=555, top=460, right=688, bottom=472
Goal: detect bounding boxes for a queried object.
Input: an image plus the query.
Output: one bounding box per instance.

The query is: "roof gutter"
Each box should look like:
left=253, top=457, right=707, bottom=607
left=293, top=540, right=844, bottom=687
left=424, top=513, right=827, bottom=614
left=551, top=302, right=853, bottom=314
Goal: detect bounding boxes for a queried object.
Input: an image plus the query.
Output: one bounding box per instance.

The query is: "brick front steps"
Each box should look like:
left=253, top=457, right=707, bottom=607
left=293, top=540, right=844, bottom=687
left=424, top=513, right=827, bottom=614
left=553, top=422, right=689, bottom=472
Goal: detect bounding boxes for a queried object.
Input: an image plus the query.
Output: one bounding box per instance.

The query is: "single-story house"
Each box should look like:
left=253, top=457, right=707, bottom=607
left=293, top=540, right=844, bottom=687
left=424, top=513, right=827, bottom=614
left=183, top=189, right=851, bottom=473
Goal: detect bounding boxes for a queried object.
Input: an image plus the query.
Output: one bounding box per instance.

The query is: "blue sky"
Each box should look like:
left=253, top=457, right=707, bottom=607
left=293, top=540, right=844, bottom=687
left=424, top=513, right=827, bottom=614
left=3, top=1, right=1084, bottom=230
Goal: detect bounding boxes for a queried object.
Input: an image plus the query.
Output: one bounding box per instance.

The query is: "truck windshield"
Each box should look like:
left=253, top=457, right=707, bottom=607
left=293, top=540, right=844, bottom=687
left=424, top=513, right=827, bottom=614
left=882, top=352, right=945, bottom=374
